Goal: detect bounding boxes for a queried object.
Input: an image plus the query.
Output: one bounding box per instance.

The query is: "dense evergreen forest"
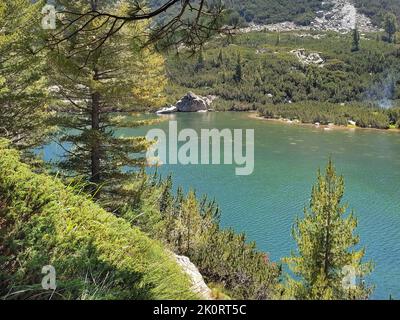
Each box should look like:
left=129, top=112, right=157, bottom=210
left=150, top=0, right=400, bottom=26
left=165, top=31, right=400, bottom=129
left=355, top=0, right=400, bottom=25
left=150, top=0, right=326, bottom=26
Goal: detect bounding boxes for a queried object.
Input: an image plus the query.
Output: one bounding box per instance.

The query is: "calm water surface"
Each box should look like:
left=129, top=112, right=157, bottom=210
left=41, top=112, right=400, bottom=299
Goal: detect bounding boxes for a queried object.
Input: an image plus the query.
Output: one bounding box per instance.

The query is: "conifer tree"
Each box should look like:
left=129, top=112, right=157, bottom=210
left=383, top=13, right=398, bottom=43
left=352, top=28, right=361, bottom=52
left=0, top=0, right=52, bottom=151
left=195, top=50, right=205, bottom=72
left=233, top=54, right=243, bottom=83
left=275, top=32, right=281, bottom=46
left=49, top=0, right=167, bottom=208
left=170, top=190, right=202, bottom=256
left=159, top=175, right=174, bottom=215
left=217, top=49, right=224, bottom=66
left=284, top=160, right=373, bottom=300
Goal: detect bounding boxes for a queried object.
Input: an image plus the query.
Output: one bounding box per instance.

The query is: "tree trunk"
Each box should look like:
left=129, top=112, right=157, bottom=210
left=90, top=68, right=101, bottom=197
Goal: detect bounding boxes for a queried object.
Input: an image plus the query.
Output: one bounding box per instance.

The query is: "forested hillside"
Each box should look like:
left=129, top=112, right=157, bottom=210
left=216, top=0, right=326, bottom=26
left=354, top=0, right=400, bottom=25
left=0, top=140, right=196, bottom=300
left=150, top=0, right=324, bottom=26
left=165, top=31, right=400, bottom=129
left=150, top=0, right=400, bottom=26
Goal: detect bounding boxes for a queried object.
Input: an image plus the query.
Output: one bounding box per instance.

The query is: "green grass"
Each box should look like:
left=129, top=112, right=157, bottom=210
left=0, top=139, right=196, bottom=300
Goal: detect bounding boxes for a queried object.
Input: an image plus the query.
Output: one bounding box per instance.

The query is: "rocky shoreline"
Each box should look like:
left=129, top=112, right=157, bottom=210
left=249, top=113, right=400, bottom=133
left=156, top=92, right=217, bottom=114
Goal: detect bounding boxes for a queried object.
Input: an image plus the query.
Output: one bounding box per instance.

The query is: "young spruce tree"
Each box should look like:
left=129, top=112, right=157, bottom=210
left=383, top=13, right=398, bottom=43
left=284, top=160, right=373, bottom=300
left=351, top=27, right=361, bottom=52
left=233, top=54, right=242, bottom=83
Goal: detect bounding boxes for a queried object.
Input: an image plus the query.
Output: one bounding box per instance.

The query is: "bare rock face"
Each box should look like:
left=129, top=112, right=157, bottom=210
left=236, top=0, right=378, bottom=34
left=311, top=0, right=377, bottom=33
left=173, top=254, right=213, bottom=300
left=176, top=92, right=210, bottom=112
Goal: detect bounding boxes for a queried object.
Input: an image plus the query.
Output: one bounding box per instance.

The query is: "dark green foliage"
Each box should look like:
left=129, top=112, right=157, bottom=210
left=165, top=31, right=400, bottom=128
left=258, top=101, right=392, bottom=129
left=218, top=0, right=324, bottom=25
left=195, top=51, right=205, bottom=72
left=387, top=108, right=400, bottom=127
left=49, top=0, right=166, bottom=209
left=149, top=0, right=325, bottom=26
left=352, top=28, right=361, bottom=52
left=354, top=0, right=400, bottom=26
left=382, top=13, right=399, bottom=43
left=123, top=178, right=281, bottom=300
left=284, top=160, right=373, bottom=300
left=233, top=54, right=243, bottom=82
left=0, top=140, right=196, bottom=300
left=151, top=0, right=399, bottom=27
left=0, top=0, right=53, bottom=151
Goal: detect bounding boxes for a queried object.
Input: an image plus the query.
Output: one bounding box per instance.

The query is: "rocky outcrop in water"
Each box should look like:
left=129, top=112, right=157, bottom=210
left=176, top=92, right=212, bottom=112
left=155, top=92, right=216, bottom=114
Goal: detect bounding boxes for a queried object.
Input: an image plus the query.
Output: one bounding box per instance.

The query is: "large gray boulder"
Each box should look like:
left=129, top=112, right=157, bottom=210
left=176, top=92, right=211, bottom=112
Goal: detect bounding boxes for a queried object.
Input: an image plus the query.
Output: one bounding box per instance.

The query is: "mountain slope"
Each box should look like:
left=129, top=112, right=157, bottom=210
left=354, top=0, right=400, bottom=25
left=150, top=0, right=399, bottom=28
left=150, top=0, right=325, bottom=25
left=0, top=139, right=197, bottom=300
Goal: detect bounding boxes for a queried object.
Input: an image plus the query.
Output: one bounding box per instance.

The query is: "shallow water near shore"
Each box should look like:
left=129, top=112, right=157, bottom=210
left=41, top=112, right=400, bottom=299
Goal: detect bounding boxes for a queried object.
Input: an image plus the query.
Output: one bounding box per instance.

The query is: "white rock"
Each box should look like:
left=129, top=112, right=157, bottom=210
left=173, top=254, right=213, bottom=300
left=156, top=105, right=177, bottom=114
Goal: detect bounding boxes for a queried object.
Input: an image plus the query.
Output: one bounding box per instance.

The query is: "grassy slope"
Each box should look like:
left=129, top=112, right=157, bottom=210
left=0, top=139, right=196, bottom=300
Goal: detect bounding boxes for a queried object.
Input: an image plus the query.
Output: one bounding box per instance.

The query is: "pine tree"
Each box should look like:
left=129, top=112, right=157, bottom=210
left=195, top=50, right=205, bottom=71
left=275, top=32, right=281, bottom=46
left=160, top=175, right=174, bottom=215
left=217, top=49, right=224, bottom=66
left=284, top=160, right=373, bottom=300
left=172, top=190, right=203, bottom=256
left=0, top=0, right=52, bottom=151
left=351, top=28, right=361, bottom=52
left=233, top=54, right=243, bottom=83
left=383, top=13, right=398, bottom=43
left=49, top=0, right=167, bottom=208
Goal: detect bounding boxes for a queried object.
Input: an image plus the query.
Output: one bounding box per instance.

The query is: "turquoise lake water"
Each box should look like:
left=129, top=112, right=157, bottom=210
left=40, top=112, right=400, bottom=299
